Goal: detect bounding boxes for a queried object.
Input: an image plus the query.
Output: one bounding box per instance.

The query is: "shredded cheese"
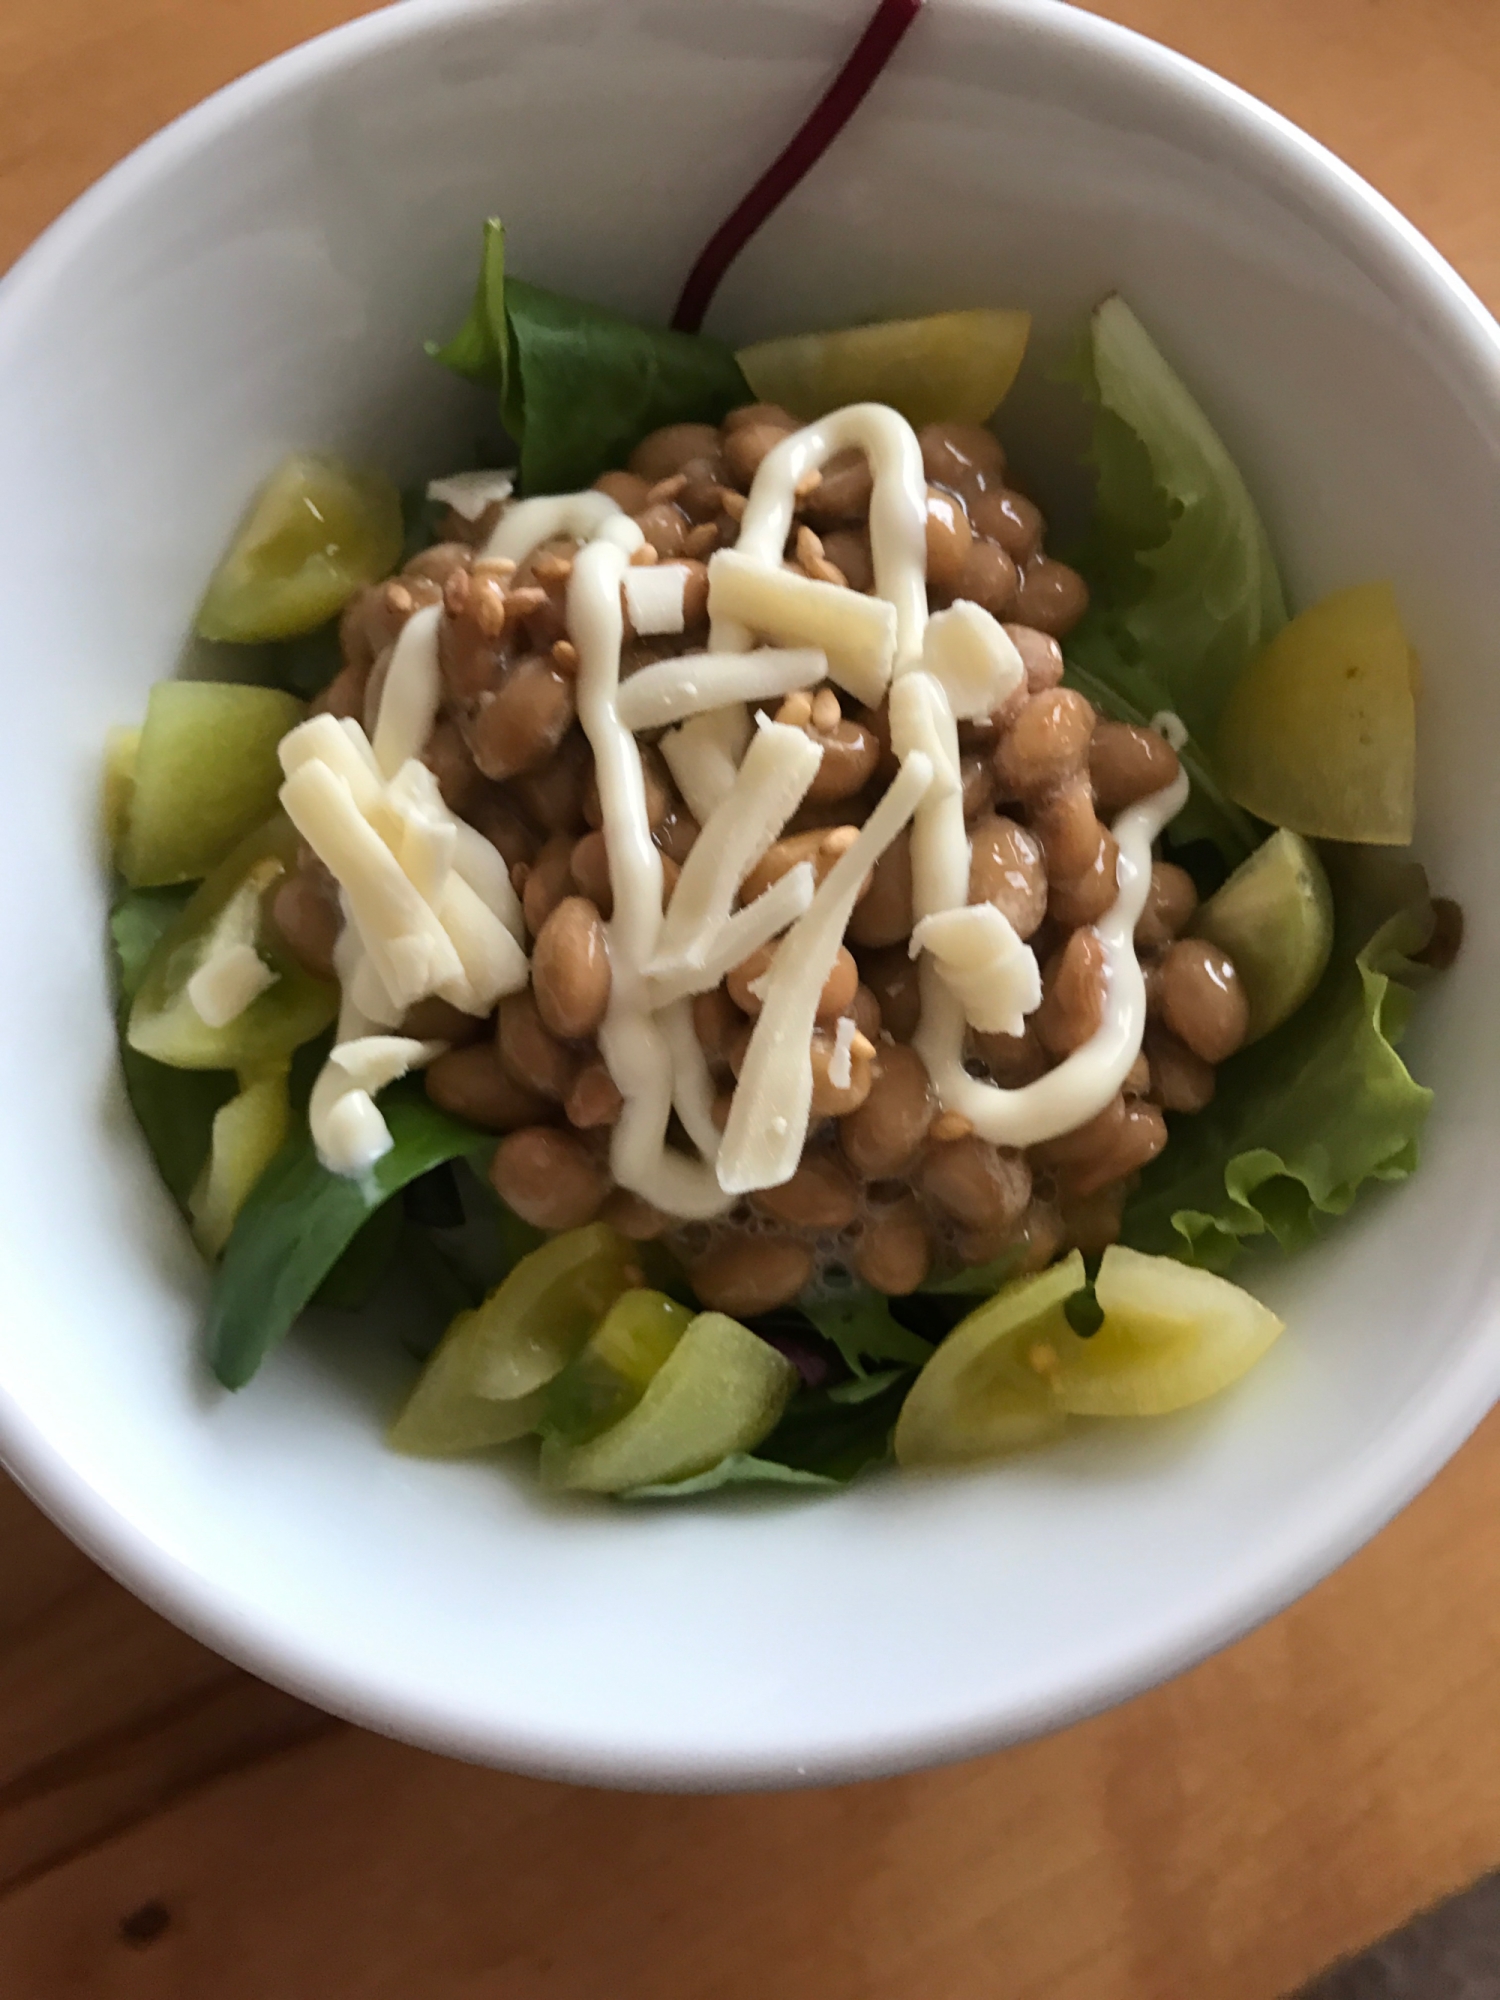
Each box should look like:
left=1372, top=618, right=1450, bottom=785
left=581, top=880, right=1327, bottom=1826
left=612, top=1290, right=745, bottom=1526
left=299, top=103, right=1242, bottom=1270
left=658, top=704, right=752, bottom=824
left=651, top=720, right=823, bottom=979
left=427, top=470, right=515, bottom=518
left=717, top=751, right=933, bottom=1193
left=706, top=551, right=897, bottom=706
left=720, top=403, right=930, bottom=669
left=910, top=905, right=1040, bottom=1038
left=187, top=942, right=277, bottom=1028
left=309, top=1034, right=444, bottom=1176
left=616, top=648, right=827, bottom=732
left=828, top=1014, right=857, bottom=1093
left=647, top=862, right=815, bottom=1009
left=622, top=562, right=689, bottom=637
left=921, top=600, right=1025, bottom=720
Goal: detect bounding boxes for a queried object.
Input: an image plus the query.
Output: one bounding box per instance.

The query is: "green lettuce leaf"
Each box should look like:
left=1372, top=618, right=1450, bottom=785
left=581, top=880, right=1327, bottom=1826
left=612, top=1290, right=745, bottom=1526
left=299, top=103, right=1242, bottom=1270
left=1121, top=869, right=1437, bottom=1271
left=799, top=1291, right=932, bottom=1377
left=208, top=1089, right=492, bottom=1388
left=759, top=1368, right=913, bottom=1481
left=430, top=219, right=750, bottom=495
left=1067, top=295, right=1286, bottom=742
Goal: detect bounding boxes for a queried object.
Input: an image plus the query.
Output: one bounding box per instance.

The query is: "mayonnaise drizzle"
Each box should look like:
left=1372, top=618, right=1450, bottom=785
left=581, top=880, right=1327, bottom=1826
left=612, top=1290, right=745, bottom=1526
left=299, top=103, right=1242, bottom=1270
left=304, top=397, right=1189, bottom=1196
left=566, top=534, right=730, bottom=1218
left=728, top=402, right=1189, bottom=1155
left=723, top=403, right=930, bottom=666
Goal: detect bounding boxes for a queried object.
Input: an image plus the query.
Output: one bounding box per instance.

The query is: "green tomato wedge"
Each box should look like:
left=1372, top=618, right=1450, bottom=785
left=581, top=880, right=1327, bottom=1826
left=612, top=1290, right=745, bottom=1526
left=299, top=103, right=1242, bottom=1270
left=1048, top=1246, right=1284, bottom=1417
left=102, top=725, right=140, bottom=858
left=543, top=1289, right=694, bottom=1444
left=736, top=308, right=1031, bottom=428
left=196, top=453, right=402, bottom=643
left=539, top=1311, right=797, bottom=1495
left=126, top=816, right=337, bottom=1070
left=120, top=680, right=305, bottom=887
left=1216, top=581, right=1416, bottom=844
left=892, top=1252, right=1087, bottom=1467
left=1192, top=829, right=1334, bottom=1042
left=390, top=1224, right=637, bottom=1457
left=189, top=1066, right=290, bottom=1257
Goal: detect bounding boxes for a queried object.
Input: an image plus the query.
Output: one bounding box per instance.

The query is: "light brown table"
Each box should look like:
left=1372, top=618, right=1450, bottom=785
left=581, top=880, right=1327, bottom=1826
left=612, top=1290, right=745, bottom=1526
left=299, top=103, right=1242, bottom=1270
left=4, top=3, right=1499, bottom=1993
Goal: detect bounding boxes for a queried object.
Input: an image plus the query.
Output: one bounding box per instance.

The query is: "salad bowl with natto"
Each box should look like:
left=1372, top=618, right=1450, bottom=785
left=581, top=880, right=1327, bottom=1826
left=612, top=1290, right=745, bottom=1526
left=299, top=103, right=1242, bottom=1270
left=1, top=0, right=1495, bottom=1783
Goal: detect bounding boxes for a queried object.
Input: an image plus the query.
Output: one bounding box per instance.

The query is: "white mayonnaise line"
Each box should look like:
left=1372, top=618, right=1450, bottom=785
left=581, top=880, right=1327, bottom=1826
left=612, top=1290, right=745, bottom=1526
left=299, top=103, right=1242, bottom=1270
left=482, top=490, right=636, bottom=565
left=647, top=863, right=815, bottom=1009
left=722, top=402, right=930, bottom=668
left=371, top=602, right=442, bottom=779
left=569, top=535, right=730, bottom=1219
left=651, top=720, right=823, bottom=975
left=658, top=705, right=752, bottom=824
left=916, top=769, right=1190, bottom=1147
left=615, top=648, right=828, bottom=732
left=659, top=997, right=724, bottom=1164
left=706, top=554, right=897, bottom=707
left=717, top=752, right=933, bottom=1194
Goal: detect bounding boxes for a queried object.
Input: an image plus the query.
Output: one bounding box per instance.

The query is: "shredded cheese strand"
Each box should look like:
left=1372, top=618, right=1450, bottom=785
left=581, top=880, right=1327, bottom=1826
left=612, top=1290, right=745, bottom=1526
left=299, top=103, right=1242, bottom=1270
left=647, top=862, right=816, bottom=1009
left=659, top=705, right=752, bottom=824
left=615, top=647, right=828, bottom=731
left=717, top=752, right=933, bottom=1193
left=651, top=720, right=823, bottom=976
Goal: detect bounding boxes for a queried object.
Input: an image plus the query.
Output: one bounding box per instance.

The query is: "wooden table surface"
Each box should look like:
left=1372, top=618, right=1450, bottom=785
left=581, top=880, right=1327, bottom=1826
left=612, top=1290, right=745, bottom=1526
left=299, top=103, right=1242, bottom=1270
left=5, top=2, right=1500, bottom=1993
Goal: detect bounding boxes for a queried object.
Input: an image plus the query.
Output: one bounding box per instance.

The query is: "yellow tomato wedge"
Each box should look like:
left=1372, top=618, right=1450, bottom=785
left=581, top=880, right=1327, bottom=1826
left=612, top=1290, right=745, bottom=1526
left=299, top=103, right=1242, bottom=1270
left=544, top=1289, right=694, bottom=1445
left=1192, top=829, right=1334, bottom=1043
left=121, top=680, right=305, bottom=888
left=1048, top=1246, right=1284, bottom=1418
left=539, top=1312, right=796, bottom=1494
left=102, top=725, right=140, bottom=858
left=390, top=1225, right=637, bottom=1458
left=1216, top=581, right=1416, bottom=844
left=196, top=453, right=402, bottom=643
left=189, top=1067, right=290, bottom=1257
left=737, top=308, right=1031, bottom=428
left=892, top=1253, right=1086, bottom=1467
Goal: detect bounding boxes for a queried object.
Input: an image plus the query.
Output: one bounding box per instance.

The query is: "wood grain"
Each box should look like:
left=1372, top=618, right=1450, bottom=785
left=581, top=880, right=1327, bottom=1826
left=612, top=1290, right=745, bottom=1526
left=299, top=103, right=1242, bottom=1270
left=2, top=1, right=1499, bottom=1994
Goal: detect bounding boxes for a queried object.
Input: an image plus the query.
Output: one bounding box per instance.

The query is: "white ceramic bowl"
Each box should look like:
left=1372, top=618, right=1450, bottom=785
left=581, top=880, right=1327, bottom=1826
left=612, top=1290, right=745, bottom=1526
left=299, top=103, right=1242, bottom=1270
left=1, top=0, right=1497, bottom=1790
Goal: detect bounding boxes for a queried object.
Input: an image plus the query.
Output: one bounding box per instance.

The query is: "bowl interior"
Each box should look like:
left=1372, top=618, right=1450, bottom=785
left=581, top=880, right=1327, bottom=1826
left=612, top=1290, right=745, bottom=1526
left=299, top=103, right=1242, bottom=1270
left=0, top=0, right=1497, bottom=1785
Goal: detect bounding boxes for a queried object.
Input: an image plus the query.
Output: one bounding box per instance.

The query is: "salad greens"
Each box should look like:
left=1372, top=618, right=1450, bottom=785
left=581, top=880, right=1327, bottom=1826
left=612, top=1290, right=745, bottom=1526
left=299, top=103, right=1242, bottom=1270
left=110, top=886, right=236, bottom=1211
left=1059, top=299, right=1437, bottom=1275
left=432, top=220, right=750, bottom=495
left=102, top=258, right=1450, bottom=1500
left=1064, top=295, right=1287, bottom=747
left=207, top=1092, right=492, bottom=1389
left=1121, top=872, right=1436, bottom=1271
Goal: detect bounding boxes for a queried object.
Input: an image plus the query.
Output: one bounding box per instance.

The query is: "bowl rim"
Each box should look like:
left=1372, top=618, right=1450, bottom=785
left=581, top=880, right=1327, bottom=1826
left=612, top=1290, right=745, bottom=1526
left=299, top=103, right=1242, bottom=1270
left=3, top=0, right=1500, bottom=1790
